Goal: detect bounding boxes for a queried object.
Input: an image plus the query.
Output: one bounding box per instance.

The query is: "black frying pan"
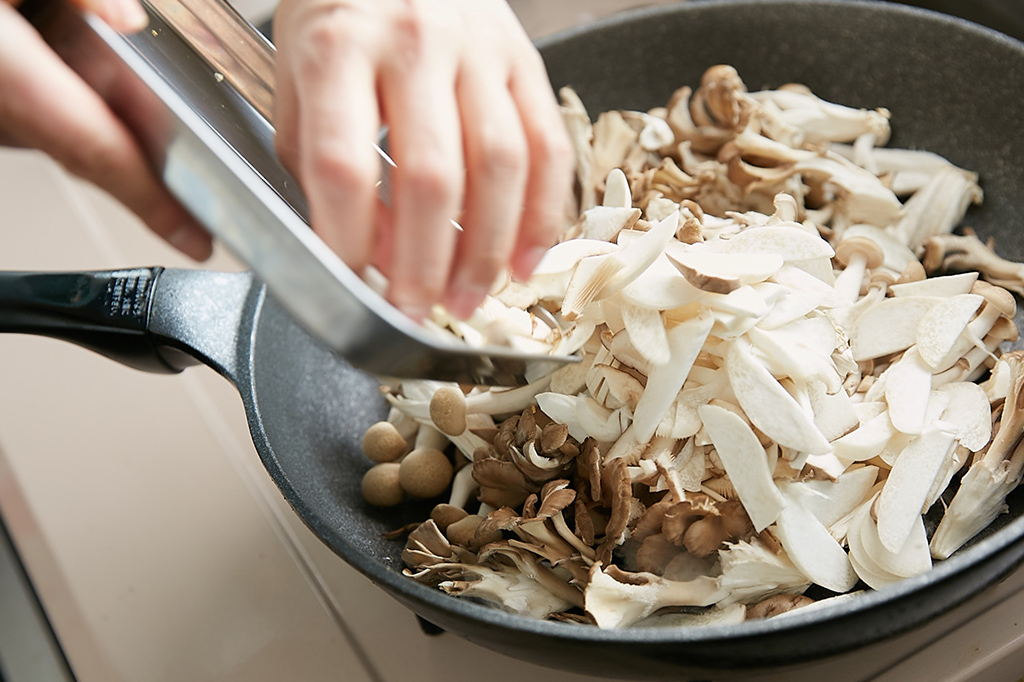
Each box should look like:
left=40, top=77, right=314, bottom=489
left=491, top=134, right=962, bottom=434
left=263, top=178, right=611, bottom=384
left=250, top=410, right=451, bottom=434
left=5, top=1, right=1024, bottom=679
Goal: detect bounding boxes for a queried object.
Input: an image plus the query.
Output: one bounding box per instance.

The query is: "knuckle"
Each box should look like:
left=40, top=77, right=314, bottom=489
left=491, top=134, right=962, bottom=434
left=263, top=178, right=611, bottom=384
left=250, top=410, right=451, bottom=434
left=306, top=147, right=377, bottom=194
left=533, top=126, right=574, bottom=170
left=401, top=160, right=458, bottom=204
left=291, top=10, right=362, bottom=71
left=473, top=135, right=526, bottom=181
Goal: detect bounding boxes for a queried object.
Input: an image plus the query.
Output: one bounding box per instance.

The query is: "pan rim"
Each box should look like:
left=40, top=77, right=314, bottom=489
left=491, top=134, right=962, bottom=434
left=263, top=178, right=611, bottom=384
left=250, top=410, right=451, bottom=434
left=242, top=0, right=1024, bottom=662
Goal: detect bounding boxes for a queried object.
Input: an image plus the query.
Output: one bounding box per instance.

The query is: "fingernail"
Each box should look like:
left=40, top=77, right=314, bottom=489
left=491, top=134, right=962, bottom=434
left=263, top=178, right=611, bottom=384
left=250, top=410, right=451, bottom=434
left=109, top=0, right=148, bottom=32
left=125, top=0, right=149, bottom=31
left=444, top=285, right=488, bottom=321
left=512, top=246, right=549, bottom=282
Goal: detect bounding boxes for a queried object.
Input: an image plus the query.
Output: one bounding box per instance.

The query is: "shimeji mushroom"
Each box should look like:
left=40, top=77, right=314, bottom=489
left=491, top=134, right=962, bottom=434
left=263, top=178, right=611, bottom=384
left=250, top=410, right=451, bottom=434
left=372, top=65, right=1024, bottom=628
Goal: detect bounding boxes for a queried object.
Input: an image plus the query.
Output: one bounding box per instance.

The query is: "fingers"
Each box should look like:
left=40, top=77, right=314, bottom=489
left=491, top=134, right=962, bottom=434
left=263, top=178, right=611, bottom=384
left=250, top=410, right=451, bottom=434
left=284, top=11, right=382, bottom=274
left=508, top=53, right=576, bottom=282
left=443, top=64, right=528, bottom=318
left=68, top=0, right=148, bottom=33
left=0, top=5, right=211, bottom=259
left=274, top=0, right=575, bottom=321
left=379, top=26, right=464, bottom=320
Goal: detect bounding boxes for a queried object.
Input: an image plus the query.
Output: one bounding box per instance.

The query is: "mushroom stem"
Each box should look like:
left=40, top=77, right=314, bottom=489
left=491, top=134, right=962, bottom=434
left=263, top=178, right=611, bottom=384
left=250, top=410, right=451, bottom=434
left=834, top=252, right=868, bottom=304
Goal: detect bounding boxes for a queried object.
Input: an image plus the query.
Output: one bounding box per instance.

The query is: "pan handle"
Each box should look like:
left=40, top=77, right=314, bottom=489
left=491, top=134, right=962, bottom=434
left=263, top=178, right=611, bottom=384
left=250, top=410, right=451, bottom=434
left=0, top=267, right=255, bottom=382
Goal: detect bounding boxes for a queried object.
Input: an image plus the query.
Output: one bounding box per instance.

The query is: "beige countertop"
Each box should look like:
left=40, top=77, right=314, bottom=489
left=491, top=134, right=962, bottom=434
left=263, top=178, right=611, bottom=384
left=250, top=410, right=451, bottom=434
left=2, top=2, right=1024, bottom=681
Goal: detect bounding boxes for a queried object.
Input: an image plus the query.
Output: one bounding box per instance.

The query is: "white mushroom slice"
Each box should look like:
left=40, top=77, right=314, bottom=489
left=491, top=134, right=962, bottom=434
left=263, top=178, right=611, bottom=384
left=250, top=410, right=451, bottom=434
left=657, top=375, right=727, bottom=440
left=632, top=311, right=714, bottom=443
left=622, top=303, right=670, bottom=366
left=608, top=329, right=651, bottom=373
left=778, top=466, right=878, bottom=528
left=533, top=239, right=619, bottom=276
left=848, top=296, right=942, bottom=361
left=915, top=294, right=984, bottom=369
left=746, top=318, right=842, bottom=391
left=806, top=379, right=860, bottom=442
left=889, top=272, right=979, bottom=298
left=698, top=403, right=785, bottom=532
left=924, top=444, right=969, bottom=512
left=529, top=239, right=618, bottom=301
left=846, top=501, right=902, bottom=590
left=773, top=500, right=859, bottom=593
left=832, top=410, right=897, bottom=463
left=756, top=287, right=827, bottom=330
left=714, top=224, right=836, bottom=262
left=620, top=255, right=704, bottom=310
left=602, top=168, right=632, bottom=209
left=587, top=364, right=644, bottom=411
left=677, top=285, right=770, bottom=321
left=935, top=382, right=993, bottom=452
left=580, top=206, right=642, bottom=242
left=577, top=397, right=631, bottom=443
left=605, top=424, right=646, bottom=464
left=884, top=347, right=933, bottom=435
left=562, top=212, right=678, bottom=318
left=725, top=339, right=831, bottom=454
left=666, top=251, right=784, bottom=294
left=875, top=426, right=957, bottom=553
left=493, top=279, right=540, bottom=310
left=858, top=501, right=932, bottom=579
left=803, top=452, right=848, bottom=480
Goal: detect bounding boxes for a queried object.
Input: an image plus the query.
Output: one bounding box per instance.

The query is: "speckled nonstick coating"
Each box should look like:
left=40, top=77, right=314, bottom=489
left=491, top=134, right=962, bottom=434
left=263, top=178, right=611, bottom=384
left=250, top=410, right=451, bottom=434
left=228, top=2, right=1024, bottom=678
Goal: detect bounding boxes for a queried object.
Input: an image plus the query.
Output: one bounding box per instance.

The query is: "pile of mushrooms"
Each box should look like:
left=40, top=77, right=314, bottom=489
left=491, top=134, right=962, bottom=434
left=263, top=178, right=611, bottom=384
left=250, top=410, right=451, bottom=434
left=358, top=66, right=1024, bottom=629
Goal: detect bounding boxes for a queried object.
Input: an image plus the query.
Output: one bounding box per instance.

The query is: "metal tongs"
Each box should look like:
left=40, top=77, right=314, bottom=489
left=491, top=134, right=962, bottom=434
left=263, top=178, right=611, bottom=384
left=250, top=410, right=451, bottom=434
left=22, top=0, right=575, bottom=385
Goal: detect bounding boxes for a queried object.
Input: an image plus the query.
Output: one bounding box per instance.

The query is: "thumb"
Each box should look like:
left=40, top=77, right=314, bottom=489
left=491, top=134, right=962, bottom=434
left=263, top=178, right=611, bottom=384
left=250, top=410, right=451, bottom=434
left=67, top=0, right=148, bottom=33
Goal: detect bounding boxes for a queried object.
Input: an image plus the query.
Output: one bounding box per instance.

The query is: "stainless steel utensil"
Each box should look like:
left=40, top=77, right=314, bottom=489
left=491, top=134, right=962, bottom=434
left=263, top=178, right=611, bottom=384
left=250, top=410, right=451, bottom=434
left=23, top=0, right=574, bottom=385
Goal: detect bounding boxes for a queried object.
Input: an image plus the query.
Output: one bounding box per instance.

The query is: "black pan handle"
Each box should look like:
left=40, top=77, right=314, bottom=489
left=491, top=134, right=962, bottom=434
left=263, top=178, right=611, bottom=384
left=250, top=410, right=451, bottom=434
left=0, top=268, right=256, bottom=382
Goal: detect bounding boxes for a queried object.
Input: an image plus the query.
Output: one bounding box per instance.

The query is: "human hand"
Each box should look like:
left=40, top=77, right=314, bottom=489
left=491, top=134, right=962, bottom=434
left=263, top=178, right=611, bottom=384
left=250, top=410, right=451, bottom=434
left=273, top=0, right=574, bottom=320
left=0, top=0, right=211, bottom=260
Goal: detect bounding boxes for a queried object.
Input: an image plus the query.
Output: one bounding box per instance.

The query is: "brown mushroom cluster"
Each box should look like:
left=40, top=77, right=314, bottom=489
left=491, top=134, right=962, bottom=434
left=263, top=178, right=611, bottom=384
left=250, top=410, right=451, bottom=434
left=358, top=66, right=1024, bottom=628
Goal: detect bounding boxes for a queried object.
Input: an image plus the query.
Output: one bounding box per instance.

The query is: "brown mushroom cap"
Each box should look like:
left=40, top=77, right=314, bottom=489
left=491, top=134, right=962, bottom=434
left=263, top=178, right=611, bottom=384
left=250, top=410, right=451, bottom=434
left=361, top=463, right=404, bottom=507
left=430, top=386, right=468, bottom=436
left=446, top=514, right=503, bottom=549
left=835, top=235, right=885, bottom=269
left=362, top=421, right=408, bottom=463
left=430, top=503, right=469, bottom=532
left=399, top=448, right=455, bottom=499
left=972, top=280, right=1017, bottom=318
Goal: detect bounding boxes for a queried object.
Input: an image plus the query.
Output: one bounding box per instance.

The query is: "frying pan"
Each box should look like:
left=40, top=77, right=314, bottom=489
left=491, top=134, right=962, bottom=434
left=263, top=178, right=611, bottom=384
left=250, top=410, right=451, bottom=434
left=5, top=0, right=1024, bottom=679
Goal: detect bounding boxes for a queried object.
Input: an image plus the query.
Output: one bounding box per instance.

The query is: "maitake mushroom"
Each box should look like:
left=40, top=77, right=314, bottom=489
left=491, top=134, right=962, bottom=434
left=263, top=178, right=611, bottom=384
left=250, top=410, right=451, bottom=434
left=360, top=65, right=1024, bottom=629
